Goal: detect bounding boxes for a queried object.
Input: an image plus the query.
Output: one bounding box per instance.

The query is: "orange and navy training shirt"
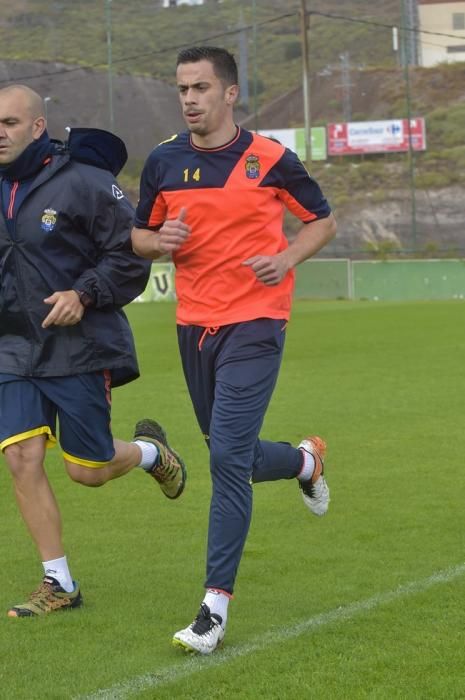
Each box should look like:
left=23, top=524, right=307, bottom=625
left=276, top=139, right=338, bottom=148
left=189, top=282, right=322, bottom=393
left=135, top=127, right=331, bottom=327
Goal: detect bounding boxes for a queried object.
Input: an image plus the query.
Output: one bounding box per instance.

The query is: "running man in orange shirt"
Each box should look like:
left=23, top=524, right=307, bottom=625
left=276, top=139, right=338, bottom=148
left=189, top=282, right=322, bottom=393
left=132, top=46, right=337, bottom=654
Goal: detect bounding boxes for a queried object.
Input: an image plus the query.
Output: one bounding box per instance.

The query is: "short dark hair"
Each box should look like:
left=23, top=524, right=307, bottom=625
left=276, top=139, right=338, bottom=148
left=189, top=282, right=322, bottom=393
left=176, top=46, right=238, bottom=86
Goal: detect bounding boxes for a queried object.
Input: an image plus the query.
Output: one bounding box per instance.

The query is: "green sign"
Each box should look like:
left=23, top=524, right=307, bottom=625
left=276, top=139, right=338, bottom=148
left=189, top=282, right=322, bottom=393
left=295, top=127, right=327, bottom=161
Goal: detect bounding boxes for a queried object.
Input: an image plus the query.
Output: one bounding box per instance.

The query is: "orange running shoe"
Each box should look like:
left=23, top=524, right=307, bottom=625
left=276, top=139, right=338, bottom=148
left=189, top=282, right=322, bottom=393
left=298, top=436, right=330, bottom=516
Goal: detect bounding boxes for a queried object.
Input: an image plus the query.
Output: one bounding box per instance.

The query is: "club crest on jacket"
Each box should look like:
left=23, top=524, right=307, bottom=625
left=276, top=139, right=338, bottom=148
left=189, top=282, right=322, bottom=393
left=41, top=208, right=57, bottom=233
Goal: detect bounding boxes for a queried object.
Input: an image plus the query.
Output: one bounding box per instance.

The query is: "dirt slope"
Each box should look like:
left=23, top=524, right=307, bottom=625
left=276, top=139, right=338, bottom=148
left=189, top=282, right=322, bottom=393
left=0, top=60, right=186, bottom=159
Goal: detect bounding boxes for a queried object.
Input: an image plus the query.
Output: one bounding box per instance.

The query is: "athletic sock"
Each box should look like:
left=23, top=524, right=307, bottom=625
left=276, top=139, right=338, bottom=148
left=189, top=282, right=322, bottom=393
left=297, top=448, right=316, bottom=482
left=133, top=440, right=159, bottom=470
left=42, top=555, right=74, bottom=593
left=203, top=589, right=230, bottom=628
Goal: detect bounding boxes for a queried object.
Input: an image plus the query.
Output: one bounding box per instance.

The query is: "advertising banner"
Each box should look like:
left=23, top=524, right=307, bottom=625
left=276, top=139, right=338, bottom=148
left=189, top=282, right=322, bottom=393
left=258, top=127, right=327, bottom=161
left=327, top=118, right=426, bottom=156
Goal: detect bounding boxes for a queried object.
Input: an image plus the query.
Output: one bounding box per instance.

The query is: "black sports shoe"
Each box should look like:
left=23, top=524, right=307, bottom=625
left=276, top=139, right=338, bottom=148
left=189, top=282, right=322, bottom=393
left=134, top=418, right=186, bottom=499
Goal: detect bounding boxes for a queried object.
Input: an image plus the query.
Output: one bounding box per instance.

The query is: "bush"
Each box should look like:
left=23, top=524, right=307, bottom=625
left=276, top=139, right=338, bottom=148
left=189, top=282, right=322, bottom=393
left=284, top=40, right=301, bottom=61
left=415, top=170, right=452, bottom=188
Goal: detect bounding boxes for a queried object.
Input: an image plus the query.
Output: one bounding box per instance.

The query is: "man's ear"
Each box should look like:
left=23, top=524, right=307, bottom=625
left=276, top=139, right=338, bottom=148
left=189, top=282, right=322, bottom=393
left=226, top=84, right=239, bottom=105
left=32, top=116, right=46, bottom=140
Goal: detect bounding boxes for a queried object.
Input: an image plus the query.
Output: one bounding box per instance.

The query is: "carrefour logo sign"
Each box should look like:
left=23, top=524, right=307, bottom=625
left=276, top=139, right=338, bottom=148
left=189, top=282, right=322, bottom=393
left=348, top=120, right=403, bottom=145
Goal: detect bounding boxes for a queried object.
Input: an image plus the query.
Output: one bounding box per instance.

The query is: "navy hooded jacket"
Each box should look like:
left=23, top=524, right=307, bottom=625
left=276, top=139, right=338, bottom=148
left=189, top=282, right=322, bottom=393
left=0, top=129, right=151, bottom=387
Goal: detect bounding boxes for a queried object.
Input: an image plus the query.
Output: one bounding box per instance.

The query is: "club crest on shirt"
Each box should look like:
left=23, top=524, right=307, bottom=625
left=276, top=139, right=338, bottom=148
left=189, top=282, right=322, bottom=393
left=245, top=154, right=260, bottom=179
left=41, top=208, right=57, bottom=233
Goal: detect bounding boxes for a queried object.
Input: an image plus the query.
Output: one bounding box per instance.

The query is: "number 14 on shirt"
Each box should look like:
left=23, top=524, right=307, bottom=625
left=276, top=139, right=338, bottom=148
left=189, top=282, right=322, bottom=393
left=183, top=167, right=201, bottom=183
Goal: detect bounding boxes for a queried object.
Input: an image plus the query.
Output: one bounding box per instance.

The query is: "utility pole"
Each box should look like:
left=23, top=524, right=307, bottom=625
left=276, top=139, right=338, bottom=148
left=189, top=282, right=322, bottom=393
left=400, top=0, right=417, bottom=251
left=404, top=0, right=419, bottom=66
left=252, top=0, right=258, bottom=131
left=340, top=52, right=352, bottom=122
left=300, top=0, right=312, bottom=167
left=105, top=0, right=114, bottom=132
left=238, top=10, right=249, bottom=112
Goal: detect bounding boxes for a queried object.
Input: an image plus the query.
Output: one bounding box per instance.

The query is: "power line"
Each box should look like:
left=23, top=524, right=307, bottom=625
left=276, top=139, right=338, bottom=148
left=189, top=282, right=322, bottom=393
left=0, top=11, right=296, bottom=85
left=0, top=7, right=463, bottom=86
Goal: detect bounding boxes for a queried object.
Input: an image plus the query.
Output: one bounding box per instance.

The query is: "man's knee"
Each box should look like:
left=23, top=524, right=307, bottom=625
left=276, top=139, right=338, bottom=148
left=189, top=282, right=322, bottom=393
left=65, top=460, right=107, bottom=487
left=210, top=441, right=229, bottom=469
left=3, top=436, right=46, bottom=478
left=209, top=441, right=253, bottom=485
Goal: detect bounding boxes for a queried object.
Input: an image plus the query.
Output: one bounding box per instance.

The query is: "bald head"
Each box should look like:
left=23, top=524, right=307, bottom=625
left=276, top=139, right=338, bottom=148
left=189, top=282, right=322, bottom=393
left=0, top=84, right=45, bottom=118
left=0, top=84, right=47, bottom=165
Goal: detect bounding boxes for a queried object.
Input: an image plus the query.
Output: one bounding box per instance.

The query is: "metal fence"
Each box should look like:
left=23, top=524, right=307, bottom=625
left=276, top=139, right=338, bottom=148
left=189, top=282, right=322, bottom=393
left=138, top=259, right=465, bottom=303
left=295, top=258, right=465, bottom=301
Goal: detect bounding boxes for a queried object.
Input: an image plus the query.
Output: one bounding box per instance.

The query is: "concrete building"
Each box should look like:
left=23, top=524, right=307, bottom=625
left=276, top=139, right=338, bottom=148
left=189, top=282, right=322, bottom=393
left=419, top=0, right=465, bottom=65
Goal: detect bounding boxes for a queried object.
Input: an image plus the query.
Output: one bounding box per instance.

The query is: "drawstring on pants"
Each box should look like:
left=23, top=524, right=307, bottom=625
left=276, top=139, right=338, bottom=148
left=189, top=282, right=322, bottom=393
left=198, top=326, right=220, bottom=351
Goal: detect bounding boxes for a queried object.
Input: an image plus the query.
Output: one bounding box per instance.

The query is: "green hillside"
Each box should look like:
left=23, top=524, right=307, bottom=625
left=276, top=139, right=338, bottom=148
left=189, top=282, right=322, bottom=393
left=0, top=0, right=402, bottom=109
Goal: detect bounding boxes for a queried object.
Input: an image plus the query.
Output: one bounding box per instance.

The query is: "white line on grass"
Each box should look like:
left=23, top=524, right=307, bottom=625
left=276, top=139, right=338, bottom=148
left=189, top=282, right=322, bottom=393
left=77, top=562, right=465, bottom=700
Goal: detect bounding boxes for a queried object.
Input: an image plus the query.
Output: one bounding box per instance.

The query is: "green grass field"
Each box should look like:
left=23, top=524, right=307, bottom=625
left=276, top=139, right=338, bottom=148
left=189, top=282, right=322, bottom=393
left=1, top=300, right=464, bottom=699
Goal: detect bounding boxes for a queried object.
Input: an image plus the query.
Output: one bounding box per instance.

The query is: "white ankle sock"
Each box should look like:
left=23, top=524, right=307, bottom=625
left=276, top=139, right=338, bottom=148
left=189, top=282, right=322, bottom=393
left=203, top=589, right=230, bottom=627
left=42, top=555, right=74, bottom=593
left=297, top=448, right=316, bottom=482
left=134, top=440, right=159, bottom=470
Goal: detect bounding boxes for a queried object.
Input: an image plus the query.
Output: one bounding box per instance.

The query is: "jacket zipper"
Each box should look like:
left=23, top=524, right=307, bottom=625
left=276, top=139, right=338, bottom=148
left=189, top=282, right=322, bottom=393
left=7, top=181, right=19, bottom=222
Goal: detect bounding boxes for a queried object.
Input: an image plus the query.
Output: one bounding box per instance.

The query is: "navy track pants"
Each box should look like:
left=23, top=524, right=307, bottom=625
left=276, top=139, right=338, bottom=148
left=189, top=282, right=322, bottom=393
left=177, top=318, right=303, bottom=595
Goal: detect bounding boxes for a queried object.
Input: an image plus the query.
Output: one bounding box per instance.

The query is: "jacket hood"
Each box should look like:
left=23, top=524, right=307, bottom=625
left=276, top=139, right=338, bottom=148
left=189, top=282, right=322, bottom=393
left=52, top=128, right=128, bottom=176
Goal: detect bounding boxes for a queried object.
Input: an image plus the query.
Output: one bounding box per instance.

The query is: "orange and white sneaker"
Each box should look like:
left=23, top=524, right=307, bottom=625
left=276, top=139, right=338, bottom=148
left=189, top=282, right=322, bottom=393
left=298, top=436, right=329, bottom=516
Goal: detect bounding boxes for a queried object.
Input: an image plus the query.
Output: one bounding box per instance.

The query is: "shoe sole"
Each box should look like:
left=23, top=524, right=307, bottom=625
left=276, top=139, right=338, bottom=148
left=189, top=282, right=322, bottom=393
left=172, top=635, right=224, bottom=654
left=7, top=591, right=83, bottom=617
left=163, top=447, right=187, bottom=500
left=135, top=421, right=186, bottom=499
left=172, top=637, right=197, bottom=653
left=302, top=491, right=330, bottom=516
